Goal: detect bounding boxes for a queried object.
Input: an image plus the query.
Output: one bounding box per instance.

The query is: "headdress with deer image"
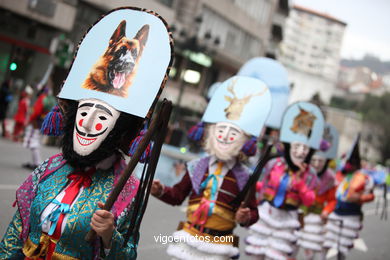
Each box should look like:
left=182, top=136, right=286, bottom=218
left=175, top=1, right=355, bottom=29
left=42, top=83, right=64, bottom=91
left=202, top=76, right=271, bottom=137
left=224, top=78, right=268, bottom=121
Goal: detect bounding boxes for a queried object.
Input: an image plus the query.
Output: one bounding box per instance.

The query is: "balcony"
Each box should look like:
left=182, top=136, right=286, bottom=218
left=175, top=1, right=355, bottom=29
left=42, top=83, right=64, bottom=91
left=0, top=0, right=77, bottom=31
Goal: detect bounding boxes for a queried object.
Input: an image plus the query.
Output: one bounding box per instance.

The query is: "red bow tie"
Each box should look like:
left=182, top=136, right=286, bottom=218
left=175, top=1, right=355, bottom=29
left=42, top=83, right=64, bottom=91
left=67, top=167, right=96, bottom=188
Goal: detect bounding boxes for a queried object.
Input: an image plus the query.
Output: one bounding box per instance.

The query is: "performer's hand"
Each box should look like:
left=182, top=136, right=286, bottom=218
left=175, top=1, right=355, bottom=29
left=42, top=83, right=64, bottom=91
left=296, top=162, right=307, bottom=176
left=320, top=212, right=329, bottom=222
left=235, top=202, right=251, bottom=225
left=151, top=180, right=164, bottom=197
left=91, top=202, right=115, bottom=249
left=347, top=192, right=361, bottom=203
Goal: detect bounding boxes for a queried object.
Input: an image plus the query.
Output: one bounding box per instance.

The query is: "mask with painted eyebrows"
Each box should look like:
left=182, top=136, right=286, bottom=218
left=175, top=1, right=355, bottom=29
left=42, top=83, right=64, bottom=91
left=73, top=99, right=120, bottom=156
left=204, top=122, right=248, bottom=162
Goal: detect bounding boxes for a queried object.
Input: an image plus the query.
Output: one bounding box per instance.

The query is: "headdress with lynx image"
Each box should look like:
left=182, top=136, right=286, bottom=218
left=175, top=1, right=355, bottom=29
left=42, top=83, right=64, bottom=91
left=280, top=102, right=325, bottom=149
left=202, top=76, right=271, bottom=137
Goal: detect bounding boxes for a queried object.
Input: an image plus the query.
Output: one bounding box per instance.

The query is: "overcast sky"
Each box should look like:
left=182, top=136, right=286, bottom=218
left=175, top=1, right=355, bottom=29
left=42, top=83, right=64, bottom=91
left=292, top=0, right=390, bottom=61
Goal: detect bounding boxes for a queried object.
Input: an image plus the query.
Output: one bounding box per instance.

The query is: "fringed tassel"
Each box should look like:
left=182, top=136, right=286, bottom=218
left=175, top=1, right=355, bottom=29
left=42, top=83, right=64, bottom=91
left=320, top=139, right=331, bottom=152
left=128, top=125, right=153, bottom=163
left=40, top=105, right=63, bottom=136
left=187, top=122, right=205, bottom=142
left=241, top=136, right=258, bottom=156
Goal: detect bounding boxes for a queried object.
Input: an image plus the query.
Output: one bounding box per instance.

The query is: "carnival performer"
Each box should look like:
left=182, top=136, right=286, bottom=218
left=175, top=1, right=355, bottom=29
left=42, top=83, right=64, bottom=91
left=323, top=135, right=375, bottom=259
left=12, top=86, right=33, bottom=142
left=22, top=86, right=55, bottom=170
left=151, top=76, right=272, bottom=259
left=296, top=124, right=339, bottom=260
left=0, top=7, right=173, bottom=259
left=245, top=101, right=325, bottom=260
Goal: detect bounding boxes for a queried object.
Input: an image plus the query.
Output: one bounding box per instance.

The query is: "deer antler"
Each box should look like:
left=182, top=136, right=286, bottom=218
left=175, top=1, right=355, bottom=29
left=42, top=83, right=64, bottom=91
left=227, top=78, right=238, bottom=98
left=244, top=87, right=268, bottom=100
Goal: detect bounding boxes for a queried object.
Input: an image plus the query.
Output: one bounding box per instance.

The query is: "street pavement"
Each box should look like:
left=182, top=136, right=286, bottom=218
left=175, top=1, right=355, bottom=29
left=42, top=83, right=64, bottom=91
left=0, top=137, right=390, bottom=259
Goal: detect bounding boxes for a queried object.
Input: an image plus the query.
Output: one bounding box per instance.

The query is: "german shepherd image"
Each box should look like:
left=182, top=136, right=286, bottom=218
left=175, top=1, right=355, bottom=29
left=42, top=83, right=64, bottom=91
left=82, top=20, right=149, bottom=98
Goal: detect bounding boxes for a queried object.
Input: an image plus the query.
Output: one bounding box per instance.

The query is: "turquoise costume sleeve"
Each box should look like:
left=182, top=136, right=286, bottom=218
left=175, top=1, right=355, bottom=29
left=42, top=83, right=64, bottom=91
left=0, top=210, right=25, bottom=259
left=103, top=205, right=138, bottom=259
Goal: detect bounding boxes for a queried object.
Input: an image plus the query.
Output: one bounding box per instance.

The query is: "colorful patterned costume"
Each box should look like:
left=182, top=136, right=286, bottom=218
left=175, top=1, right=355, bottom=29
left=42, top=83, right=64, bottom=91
left=245, top=157, right=317, bottom=260
left=157, top=156, right=258, bottom=259
left=323, top=170, right=374, bottom=255
left=296, top=168, right=337, bottom=252
left=0, top=153, right=139, bottom=259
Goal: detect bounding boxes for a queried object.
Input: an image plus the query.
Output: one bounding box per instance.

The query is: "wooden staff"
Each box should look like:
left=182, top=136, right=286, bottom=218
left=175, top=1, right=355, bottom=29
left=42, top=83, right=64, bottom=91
left=85, top=99, right=172, bottom=242
left=232, top=144, right=272, bottom=208
left=123, top=100, right=172, bottom=245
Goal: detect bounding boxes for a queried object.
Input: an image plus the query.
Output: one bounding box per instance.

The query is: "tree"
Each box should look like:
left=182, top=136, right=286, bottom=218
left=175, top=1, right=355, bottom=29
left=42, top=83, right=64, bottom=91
left=358, top=93, right=390, bottom=163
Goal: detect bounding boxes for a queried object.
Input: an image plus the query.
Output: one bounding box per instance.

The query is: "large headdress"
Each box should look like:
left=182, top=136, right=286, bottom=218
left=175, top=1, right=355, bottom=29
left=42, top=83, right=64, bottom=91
left=58, top=7, right=173, bottom=118
left=237, top=57, right=290, bottom=129
left=342, top=134, right=361, bottom=171
left=316, top=123, right=339, bottom=159
left=202, top=76, right=272, bottom=137
left=280, top=102, right=325, bottom=149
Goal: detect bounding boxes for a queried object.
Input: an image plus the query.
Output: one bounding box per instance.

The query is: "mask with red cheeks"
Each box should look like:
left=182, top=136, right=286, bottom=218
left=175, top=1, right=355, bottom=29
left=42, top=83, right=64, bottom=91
left=73, top=99, right=120, bottom=156
left=205, top=122, right=248, bottom=162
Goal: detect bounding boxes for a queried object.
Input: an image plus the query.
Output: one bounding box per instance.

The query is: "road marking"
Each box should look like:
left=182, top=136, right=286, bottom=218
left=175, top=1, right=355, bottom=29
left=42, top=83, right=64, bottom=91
left=0, top=184, right=19, bottom=190
left=354, top=238, right=368, bottom=252
left=326, top=238, right=368, bottom=258
left=327, top=248, right=338, bottom=258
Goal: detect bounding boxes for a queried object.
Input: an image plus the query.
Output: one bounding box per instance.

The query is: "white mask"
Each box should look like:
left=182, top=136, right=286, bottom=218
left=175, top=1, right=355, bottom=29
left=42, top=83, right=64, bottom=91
left=73, top=99, right=120, bottom=156
left=205, top=122, right=248, bottom=162
left=290, top=141, right=310, bottom=166
left=310, top=154, right=326, bottom=173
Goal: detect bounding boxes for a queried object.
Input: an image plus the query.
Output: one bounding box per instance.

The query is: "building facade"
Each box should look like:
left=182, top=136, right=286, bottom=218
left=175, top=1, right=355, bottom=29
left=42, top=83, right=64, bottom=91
left=0, top=0, right=279, bottom=113
left=279, top=5, right=346, bottom=104
left=265, top=0, right=289, bottom=58
left=0, top=0, right=77, bottom=91
left=82, top=0, right=279, bottom=115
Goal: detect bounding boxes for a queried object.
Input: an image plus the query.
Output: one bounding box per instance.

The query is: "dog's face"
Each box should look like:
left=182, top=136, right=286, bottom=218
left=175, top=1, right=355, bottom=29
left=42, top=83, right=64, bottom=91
left=106, top=21, right=149, bottom=90
left=82, top=21, right=149, bottom=97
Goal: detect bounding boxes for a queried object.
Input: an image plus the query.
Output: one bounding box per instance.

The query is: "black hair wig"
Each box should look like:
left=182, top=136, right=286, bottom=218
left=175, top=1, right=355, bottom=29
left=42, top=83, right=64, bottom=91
left=283, top=142, right=315, bottom=172
left=317, top=159, right=330, bottom=177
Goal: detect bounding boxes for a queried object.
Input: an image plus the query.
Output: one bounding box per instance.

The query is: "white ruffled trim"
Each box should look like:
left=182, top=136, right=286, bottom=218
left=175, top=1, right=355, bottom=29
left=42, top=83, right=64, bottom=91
left=297, top=240, right=323, bottom=251
left=273, top=230, right=297, bottom=242
left=303, top=223, right=323, bottom=233
left=169, top=230, right=239, bottom=257
left=324, top=232, right=354, bottom=247
left=304, top=213, right=322, bottom=224
left=323, top=240, right=350, bottom=254
left=249, top=221, right=272, bottom=236
left=325, top=222, right=359, bottom=238
left=245, top=245, right=266, bottom=256
left=265, top=248, right=288, bottom=260
left=246, top=235, right=268, bottom=247
left=296, top=231, right=324, bottom=243
left=328, top=213, right=362, bottom=229
left=258, top=202, right=300, bottom=229
left=269, top=238, right=294, bottom=254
